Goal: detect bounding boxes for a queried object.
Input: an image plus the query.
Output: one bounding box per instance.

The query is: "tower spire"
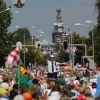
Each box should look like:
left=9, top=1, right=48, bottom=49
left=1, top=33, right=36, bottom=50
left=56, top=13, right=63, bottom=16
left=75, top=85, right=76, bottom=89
left=57, top=0, right=60, bottom=9
left=56, top=8, right=62, bottom=23
left=52, top=2, right=66, bottom=44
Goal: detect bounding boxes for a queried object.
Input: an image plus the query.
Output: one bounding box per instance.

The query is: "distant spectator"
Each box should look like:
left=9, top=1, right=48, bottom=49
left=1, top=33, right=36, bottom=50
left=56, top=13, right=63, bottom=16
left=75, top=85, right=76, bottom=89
left=14, top=94, right=25, bottom=100
left=77, top=87, right=85, bottom=100
left=22, top=92, right=33, bottom=100
left=84, top=87, right=95, bottom=100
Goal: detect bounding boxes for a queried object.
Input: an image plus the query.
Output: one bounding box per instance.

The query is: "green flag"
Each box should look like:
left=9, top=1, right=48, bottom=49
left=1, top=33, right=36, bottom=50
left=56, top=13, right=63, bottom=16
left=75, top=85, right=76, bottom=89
left=15, top=65, right=30, bottom=86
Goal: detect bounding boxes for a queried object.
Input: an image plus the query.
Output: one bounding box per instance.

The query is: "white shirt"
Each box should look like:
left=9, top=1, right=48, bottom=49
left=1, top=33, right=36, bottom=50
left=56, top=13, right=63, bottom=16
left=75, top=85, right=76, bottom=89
left=50, top=91, right=61, bottom=100
left=47, top=60, right=59, bottom=73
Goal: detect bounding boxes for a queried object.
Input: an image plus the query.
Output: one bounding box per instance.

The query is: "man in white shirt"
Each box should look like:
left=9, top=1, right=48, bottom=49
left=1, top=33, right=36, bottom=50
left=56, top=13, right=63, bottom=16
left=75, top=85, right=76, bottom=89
left=46, top=55, right=64, bottom=79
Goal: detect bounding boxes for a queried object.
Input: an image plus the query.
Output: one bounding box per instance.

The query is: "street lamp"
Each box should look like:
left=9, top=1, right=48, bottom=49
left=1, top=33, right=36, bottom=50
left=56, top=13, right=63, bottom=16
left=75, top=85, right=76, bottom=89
left=0, top=8, right=10, bottom=13
left=64, top=25, right=73, bottom=49
left=85, top=21, right=100, bottom=25
left=31, top=26, right=35, bottom=28
left=85, top=20, right=100, bottom=67
left=64, top=25, right=75, bottom=68
left=13, top=11, right=19, bottom=14
left=31, top=30, right=44, bottom=44
left=75, top=23, right=94, bottom=68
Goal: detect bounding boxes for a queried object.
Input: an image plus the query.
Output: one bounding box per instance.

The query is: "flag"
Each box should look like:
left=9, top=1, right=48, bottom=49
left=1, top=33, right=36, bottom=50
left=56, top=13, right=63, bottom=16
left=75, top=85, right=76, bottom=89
left=6, top=47, right=20, bottom=65
left=16, top=65, right=30, bottom=86
left=95, top=71, right=100, bottom=98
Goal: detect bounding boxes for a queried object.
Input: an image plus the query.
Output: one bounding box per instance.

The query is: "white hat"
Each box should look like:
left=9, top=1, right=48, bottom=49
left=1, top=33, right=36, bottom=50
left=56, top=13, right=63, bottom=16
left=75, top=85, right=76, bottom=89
left=50, top=55, right=55, bottom=58
left=47, top=96, right=60, bottom=100
left=0, top=79, right=3, bottom=83
left=65, top=78, right=70, bottom=84
left=73, top=80, right=79, bottom=85
left=14, top=95, right=25, bottom=100
left=0, top=82, right=9, bottom=90
left=0, top=75, right=2, bottom=79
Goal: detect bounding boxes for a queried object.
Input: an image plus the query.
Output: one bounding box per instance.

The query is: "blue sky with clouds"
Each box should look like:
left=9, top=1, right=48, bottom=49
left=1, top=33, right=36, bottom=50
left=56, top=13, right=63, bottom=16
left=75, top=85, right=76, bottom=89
left=4, top=0, right=97, bottom=42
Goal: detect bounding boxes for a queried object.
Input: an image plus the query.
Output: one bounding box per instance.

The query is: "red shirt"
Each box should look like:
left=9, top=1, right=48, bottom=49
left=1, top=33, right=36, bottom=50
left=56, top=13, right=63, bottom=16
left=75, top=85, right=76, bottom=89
left=77, top=94, right=85, bottom=100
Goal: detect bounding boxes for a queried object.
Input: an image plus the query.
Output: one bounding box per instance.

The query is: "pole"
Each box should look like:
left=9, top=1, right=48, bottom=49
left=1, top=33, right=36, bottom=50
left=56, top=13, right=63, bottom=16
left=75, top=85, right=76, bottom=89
left=24, top=29, right=25, bottom=67
left=85, top=44, right=87, bottom=56
left=70, top=30, right=73, bottom=68
left=72, top=33, right=74, bottom=68
left=68, top=32, right=71, bottom=67
left=31, top=36, right=33, bottom=44
left=33, top=35, right=36, bottom=45
left=92, top=30, right=94, bottom=67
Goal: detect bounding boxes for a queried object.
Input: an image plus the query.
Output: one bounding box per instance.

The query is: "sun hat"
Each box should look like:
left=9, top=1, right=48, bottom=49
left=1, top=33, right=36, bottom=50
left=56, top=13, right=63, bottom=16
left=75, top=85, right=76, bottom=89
left=65, top=78, right=70, bottom=84
left=0, top=88, right=8, bottom=97
left=0, top=78, right=3, bottom=82
left=0, top=82, right=9, bottom=90
left=0, top=75, right=2, bottom=79
left=50, top=55, right=55, bottom=58
left=22, top=92, right=33, bottom=100
left=47, top=96, right=60, bottom=100
left=14, top=95, right=25, bottom=100
left=83, top=78, right=88, bottom=83
left=56, top=78, right=66, bottom=85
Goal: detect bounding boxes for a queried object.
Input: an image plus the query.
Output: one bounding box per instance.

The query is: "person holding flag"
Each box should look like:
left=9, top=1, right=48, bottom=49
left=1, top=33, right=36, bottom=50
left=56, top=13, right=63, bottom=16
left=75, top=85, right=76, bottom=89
left=6, top=47, right=30, bottom=86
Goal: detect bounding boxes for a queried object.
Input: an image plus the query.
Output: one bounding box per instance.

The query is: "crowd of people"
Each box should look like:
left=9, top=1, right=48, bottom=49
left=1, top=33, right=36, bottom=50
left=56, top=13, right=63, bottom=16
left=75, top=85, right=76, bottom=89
left=0, top=55, right=100, bottom=100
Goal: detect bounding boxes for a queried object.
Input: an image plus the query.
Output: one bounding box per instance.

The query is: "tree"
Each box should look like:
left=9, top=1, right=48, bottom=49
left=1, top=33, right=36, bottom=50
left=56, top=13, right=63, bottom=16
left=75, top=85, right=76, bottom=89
left=72, top=32, right=85, bottom=65
left=93, top=0, right=100, bottom=65
left=56, top=32, right=87, bottom=64
left=0, top=0, right=12, bottom=66
left=9, top=27, right=45, bottom=67
left=12, top=28, right=31, bottom=45
left=56, top=49, right=69, bottom=63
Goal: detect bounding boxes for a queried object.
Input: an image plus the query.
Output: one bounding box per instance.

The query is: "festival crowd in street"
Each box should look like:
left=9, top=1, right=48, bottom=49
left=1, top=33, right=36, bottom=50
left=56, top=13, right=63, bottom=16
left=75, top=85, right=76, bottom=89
left=0, top=59, right=100, bottom=100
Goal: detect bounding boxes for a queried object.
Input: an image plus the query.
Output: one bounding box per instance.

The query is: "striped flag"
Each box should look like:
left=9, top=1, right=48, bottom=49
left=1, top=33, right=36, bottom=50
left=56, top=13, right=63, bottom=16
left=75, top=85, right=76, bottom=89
left=6, top=47, right=20, bottom=65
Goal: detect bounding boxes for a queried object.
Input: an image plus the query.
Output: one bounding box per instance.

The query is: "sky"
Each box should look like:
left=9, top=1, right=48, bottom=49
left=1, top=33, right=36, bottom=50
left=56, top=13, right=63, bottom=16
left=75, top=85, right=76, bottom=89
left=4, top=0, right=97, bottom=42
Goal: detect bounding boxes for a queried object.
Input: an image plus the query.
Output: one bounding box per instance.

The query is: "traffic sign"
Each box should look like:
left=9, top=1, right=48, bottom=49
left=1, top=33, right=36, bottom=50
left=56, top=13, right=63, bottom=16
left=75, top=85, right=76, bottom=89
left=52, top=51, right=59, bottom=55
left=13, top=0, right=25, bottom=8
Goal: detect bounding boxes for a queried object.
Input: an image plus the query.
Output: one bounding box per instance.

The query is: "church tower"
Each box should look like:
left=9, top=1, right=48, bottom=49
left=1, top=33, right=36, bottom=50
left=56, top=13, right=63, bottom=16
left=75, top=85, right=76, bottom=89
left=52, top=8, right=66, bottom=44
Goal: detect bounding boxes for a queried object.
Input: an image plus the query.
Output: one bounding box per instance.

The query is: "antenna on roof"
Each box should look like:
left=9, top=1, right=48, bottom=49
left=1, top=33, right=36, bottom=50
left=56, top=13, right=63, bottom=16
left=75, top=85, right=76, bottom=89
left=57, top=0, right=60, bottom=9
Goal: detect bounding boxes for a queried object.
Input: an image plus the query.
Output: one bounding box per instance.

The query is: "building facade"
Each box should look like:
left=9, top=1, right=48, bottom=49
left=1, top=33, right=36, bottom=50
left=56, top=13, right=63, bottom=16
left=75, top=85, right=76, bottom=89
left=52, top=8, right=66, bottom=44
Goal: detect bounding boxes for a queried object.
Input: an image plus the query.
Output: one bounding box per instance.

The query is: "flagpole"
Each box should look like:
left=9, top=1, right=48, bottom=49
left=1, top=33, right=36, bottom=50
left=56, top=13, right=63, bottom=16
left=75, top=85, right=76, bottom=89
left=6, top=43, right=22, bottom=94
left=24, top=29, right=25, bottom=67
left=16, top=42, right=22, bottom=94
left=17, top=42, right=22, bottom=94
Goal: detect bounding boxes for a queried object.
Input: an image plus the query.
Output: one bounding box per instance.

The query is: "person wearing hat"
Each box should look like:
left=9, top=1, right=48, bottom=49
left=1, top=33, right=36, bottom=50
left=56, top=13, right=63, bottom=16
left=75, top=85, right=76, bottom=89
left=22, top=92, right=33, bottom=100
left=46, top=55, right=65, bottom=79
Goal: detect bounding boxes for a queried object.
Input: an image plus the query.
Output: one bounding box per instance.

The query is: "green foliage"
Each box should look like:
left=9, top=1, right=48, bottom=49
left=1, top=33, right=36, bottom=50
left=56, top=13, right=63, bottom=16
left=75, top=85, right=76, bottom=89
left=93, top=0, right=100, bottom=65
left=20, top=40, right=45, bottom=67
left=55, top=32, right=85, bottom=63
left=56, top=49, right=69, bottom=63
left=12, top=28, right=31, bottom=45
left=94, top=36, right=100, bottom=65
left=0, top=0, right=12, bottom=66
left=72, top=32, right=85, bottom=64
